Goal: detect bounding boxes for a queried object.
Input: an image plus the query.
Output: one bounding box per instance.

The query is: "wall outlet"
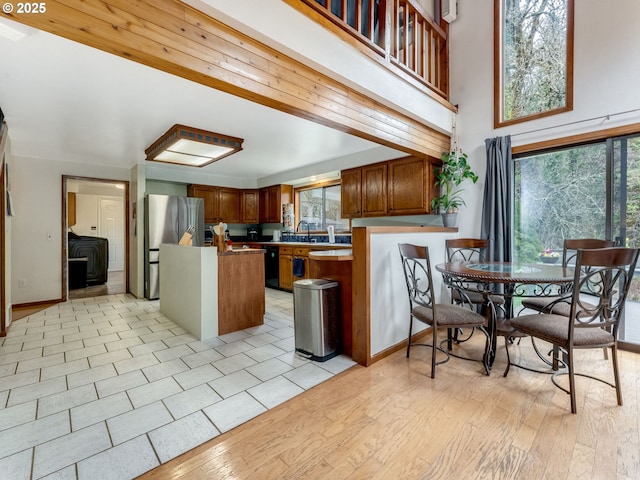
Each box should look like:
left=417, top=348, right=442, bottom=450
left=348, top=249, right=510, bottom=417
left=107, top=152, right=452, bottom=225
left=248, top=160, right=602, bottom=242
left=18, top=279, right=27, bottom=288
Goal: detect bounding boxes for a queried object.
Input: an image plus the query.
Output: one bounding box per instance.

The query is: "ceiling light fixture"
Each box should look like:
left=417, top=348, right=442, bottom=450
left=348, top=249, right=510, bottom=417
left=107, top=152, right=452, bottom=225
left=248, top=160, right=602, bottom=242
left=145, top=124, right=244, bottom=168
left=0, top=18, right=29, bottom=41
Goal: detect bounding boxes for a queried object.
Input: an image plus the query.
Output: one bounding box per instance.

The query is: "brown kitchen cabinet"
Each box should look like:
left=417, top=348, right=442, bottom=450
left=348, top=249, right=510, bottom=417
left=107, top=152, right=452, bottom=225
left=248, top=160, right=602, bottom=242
left=188, top=184, right=219, bottom=223
left=362, top=162, right=387, bottom=216
left=218, top=188, right=241, bottom=224
left=387, top=156, right=433, bottom=215
left=340, top=168, right=362, bottom=218
left=241, top=190, right=259, bottom=224
left=279, top=246, right=293, bottom=290
left=189, top=184, right=260, bottom=224
left=259, top=184, right=293, bottom=223
left=340, top=155, right=438, bottom=218
left=293, top=247, right=310, bottom=281
left=340, top=162, right=387, bottom=217
left=68, top=192, right=77, bottom=227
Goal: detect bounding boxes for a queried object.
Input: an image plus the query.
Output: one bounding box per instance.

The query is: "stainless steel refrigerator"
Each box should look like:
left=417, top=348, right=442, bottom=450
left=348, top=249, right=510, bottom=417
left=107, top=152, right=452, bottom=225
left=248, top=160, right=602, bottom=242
left=144, top=194, right=204, bottom=300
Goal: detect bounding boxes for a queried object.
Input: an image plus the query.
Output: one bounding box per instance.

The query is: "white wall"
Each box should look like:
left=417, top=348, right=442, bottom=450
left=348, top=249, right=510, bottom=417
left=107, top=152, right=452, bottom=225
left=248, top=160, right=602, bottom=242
left=369, top=231, right=456, bottom=356
left=130, top=164, right=146, bottom=299
left=449, top=0, right=640, bottom=237
left=10, top=155, right=130, bottom=304
left=3, top=138, right=13, bottom=327
left=74, top=194, right=99, bottom=236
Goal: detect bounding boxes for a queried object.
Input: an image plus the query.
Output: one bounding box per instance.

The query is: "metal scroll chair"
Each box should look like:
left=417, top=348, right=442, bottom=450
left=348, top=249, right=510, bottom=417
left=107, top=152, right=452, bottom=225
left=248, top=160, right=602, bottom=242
left=519, top=238, right=615, bottom=316
left=399, top=243, right=492, bottom=378
left=445, top=238, right=507, bottom=308
left=504, top=247, right=639, bottom=413
left=445, top=238, right=506, bottom=346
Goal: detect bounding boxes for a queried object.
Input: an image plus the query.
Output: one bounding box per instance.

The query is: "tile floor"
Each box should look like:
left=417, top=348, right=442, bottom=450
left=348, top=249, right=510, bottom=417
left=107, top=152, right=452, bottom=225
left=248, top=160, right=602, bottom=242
left=0, top=288, right=356, bottom=480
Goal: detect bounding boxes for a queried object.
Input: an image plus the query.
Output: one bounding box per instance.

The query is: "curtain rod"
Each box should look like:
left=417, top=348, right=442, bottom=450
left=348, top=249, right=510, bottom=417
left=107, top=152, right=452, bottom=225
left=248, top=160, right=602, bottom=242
left=510, top=107, right=640, bottom=137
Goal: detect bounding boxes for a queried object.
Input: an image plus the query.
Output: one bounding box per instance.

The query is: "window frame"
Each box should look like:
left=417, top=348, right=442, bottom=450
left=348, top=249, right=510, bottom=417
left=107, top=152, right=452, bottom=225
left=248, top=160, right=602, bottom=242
left=294, top=180, right=351, bottom=233
left=494, top=0, right=575, bottom=128
left=512, top=123, right=640, bottom=353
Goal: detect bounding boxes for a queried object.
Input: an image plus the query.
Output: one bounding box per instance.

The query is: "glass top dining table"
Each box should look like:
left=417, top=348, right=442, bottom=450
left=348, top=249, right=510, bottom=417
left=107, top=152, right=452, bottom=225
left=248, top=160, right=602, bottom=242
left=435, top=261, right=576, bottom=369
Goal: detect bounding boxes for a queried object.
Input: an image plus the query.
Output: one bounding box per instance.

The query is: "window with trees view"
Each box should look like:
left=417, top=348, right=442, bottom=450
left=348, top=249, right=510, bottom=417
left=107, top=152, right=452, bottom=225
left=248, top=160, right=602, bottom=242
left=495, top=0, right=574, bottom=127
left=515, top=133, right=640, bottom=345
left=298, top=184, right=350, bottom=231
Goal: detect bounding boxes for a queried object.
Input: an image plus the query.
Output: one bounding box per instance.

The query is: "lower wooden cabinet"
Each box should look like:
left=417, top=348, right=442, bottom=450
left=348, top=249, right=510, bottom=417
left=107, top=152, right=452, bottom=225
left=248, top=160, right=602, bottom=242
left=279, top=246, right=293, bottom=290
left=278, top=245, right=351, bottom=291
left=293, top=247, right=310, bottom=281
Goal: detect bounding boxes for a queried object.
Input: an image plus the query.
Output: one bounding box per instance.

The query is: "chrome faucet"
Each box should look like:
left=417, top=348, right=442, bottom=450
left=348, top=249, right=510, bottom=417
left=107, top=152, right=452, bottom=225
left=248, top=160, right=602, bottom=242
left=296, top=220, right=311, bottom=242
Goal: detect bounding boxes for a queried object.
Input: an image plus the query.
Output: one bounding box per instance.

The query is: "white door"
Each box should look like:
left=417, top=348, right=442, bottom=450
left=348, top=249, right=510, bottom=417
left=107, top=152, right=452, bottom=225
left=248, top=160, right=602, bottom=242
left=99, top=197, right=125, bottom=271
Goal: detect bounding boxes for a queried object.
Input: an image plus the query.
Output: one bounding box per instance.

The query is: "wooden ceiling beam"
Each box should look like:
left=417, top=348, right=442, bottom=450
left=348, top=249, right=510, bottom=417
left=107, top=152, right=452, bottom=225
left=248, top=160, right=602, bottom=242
left=6, top=0, right=450, bottom=158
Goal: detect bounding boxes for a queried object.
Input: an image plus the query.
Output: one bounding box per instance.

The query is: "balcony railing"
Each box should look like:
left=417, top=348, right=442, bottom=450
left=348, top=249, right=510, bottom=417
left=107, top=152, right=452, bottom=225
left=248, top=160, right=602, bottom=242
left=301, top=0, right=449, bottom=99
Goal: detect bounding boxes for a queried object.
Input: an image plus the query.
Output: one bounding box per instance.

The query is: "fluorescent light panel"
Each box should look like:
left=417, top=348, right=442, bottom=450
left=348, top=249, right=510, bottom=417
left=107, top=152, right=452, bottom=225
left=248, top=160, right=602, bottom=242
left=145, top=125, right=243, bottom=167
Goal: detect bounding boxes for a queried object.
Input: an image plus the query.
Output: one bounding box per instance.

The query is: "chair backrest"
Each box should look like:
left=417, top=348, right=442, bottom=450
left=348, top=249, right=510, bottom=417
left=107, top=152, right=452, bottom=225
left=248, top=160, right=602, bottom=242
left=568, top=247, right=639, bottom=340
left=398, top=243, right=435, bottom=311
left=563, top=238, right=616, bottom=267
left=446, top=238, right=489, bottom=262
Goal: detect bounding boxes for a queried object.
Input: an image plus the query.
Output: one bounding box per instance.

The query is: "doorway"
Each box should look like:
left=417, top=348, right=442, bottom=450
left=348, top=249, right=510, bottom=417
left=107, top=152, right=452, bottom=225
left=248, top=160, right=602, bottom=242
left=62, top=176, right=129, bottom=301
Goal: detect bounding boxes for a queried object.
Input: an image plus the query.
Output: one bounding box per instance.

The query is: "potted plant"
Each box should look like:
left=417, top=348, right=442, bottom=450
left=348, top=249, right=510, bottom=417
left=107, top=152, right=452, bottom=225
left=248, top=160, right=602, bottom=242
left=539, top=249, right=560, bottom=264
left=431, top=150, right=479, bottom=227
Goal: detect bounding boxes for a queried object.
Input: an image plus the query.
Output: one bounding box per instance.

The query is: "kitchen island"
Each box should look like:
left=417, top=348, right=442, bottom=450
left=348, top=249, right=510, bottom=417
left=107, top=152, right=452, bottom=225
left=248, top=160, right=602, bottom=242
left=159, top=244, right=265, bottom=341
left=217, top=247, right=265, bottom=334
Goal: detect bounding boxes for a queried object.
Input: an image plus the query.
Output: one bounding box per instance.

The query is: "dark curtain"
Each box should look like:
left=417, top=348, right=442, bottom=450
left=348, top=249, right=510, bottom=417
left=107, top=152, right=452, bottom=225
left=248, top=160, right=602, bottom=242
left=481, top=136, right=513, bottom=262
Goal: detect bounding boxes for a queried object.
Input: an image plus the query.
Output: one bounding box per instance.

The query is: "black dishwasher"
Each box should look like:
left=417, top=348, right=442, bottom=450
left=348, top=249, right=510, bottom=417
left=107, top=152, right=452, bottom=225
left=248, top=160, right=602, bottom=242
left=265, top=246, right=279, bottom=289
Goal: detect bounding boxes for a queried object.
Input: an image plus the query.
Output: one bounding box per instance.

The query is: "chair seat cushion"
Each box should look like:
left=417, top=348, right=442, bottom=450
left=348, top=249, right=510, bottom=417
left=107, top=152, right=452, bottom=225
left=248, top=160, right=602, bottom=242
left=412, top=304, right=485, bottom=328
left=510, top=314, right=615, bottom=347
left=451, top=289, right=506, bottom=305
left=521, top=297, right=596, bottom=316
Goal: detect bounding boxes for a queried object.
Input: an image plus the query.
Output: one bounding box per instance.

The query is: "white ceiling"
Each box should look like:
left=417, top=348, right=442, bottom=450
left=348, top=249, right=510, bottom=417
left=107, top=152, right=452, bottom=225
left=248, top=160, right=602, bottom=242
left=0, top=17, right=401, bottom=187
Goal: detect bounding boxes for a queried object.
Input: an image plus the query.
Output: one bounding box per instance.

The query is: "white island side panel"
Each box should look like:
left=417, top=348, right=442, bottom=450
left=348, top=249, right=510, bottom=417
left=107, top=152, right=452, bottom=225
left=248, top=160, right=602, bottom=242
left=159, top=244, right=218, bottom=341
left=369, top=232, right=456, bottom=356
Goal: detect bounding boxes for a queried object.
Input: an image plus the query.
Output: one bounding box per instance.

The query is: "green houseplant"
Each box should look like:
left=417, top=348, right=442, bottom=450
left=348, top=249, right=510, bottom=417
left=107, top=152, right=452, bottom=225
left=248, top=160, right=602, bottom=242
left=431, top=151, right=479, bottom=227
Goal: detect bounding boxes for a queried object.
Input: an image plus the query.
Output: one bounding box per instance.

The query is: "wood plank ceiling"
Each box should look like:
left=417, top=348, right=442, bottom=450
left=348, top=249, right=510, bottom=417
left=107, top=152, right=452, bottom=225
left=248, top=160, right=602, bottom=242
left=6, top=0, right=451, bottom=159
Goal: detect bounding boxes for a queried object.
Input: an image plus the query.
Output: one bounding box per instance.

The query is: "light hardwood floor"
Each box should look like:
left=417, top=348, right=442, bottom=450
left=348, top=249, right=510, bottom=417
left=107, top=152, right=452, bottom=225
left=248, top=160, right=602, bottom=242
left=139, top=335, right=640, bottom=479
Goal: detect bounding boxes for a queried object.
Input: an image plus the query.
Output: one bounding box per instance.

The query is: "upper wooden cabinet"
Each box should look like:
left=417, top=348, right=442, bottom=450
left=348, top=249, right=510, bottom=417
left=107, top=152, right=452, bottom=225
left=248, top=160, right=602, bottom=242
left=387, top=156, right=434, bottom=215
left=188, top=184, right=256, bottom=224
left=340, top=168, right=362, bottom=217
left=188, top=185, right=219, bottom=223
left=259, top=184, right=293, bottom=223
left=341, top=156, right=438, bottom=218
left=218, top=188, right=241, bottom=224
left=241, top=190, right=259, bottom=224
left=362, top=162, right=387, bottom=217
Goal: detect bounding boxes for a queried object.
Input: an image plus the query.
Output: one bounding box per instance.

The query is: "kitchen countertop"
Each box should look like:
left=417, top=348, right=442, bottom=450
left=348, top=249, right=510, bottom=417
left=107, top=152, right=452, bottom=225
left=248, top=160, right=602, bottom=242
left=217, top=247, right=265, bottom=256
left=308, top=249, right=353, bottom=261
left=239, top=241, right=352, bottom=248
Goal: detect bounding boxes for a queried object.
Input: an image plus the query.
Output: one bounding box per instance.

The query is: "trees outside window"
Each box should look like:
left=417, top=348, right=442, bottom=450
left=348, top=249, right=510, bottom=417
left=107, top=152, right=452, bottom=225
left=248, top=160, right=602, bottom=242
left=298, top=184, right=349, bottom=231
left=495, top=0, right=574, bottom=127
left=514, top=143, right=607, bottom=263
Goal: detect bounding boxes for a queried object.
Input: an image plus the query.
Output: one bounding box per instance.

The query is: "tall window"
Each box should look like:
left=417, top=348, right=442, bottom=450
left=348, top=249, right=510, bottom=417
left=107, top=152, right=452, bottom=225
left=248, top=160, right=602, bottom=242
left=514, top=133, right=640, bottom=348
left=514, top=143, right=607, bottom=262
left=495, top=0, right=574, bottom=127
left=298, top=184, right=349, bottom=231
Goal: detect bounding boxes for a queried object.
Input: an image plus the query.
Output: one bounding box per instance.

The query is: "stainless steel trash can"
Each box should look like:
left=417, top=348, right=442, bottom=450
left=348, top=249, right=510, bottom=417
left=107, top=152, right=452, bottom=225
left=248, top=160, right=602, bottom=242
left=293, top=278, right=340, bottom=362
